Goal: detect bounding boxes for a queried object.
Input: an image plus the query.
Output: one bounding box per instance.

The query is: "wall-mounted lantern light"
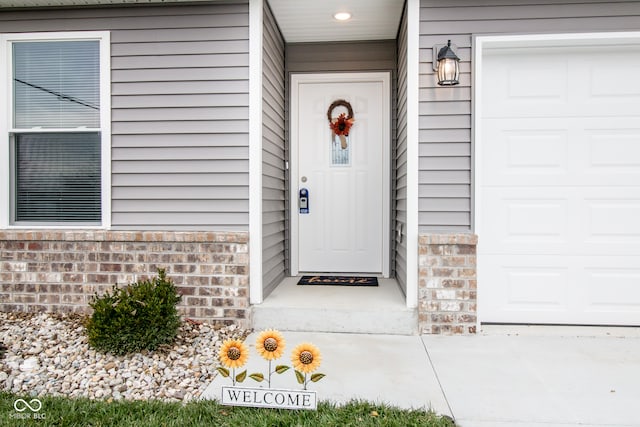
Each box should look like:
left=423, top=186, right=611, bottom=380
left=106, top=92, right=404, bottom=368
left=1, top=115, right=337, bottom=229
left=434, top=40, right=460, bottom=86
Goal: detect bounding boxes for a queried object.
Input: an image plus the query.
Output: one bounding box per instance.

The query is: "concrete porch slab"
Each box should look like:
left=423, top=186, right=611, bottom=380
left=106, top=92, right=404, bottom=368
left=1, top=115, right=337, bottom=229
left=252, top=277, right=417, bottom=334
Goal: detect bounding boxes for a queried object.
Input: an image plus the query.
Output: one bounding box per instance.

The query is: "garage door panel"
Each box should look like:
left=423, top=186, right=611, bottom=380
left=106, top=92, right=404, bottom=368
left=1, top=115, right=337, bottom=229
left=483, top=45, right=640, bottom=118
left=483, top=119, right=640, bottom=187
left=582, top=126, right=640, bottom=180
left=483, top=49, right=570, bottom=118
left=482, top=120, right=570, bottom=186
left=575, top=50, right=640, bottom=115
left=577, top=257, right=640, bottom=326
left=479, top=37, right=640, bottom=326
left=481, top=188, right=571, bottom=254
left=505, top=267, right=569, bottom=309
left=581, top=194, right=640, bottom=254
left=481, top=256, right=640, bottom=325
left=480, top=255, right=571, bottom=324
left=482, top=187, right=640, bottom=255
left=582, top=262, right=640, bottom=314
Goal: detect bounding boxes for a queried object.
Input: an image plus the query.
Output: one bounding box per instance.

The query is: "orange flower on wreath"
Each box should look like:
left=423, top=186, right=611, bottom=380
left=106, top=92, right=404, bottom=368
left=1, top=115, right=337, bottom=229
left=329, top=113, right=354, bottom=137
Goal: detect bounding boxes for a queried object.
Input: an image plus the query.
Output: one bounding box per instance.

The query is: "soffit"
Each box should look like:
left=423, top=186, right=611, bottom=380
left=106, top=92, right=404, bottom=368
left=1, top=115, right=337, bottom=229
left=268, top=0, right=405, bottom=42
left=0, top=0, right=204, bottom=7
left=0, top=0, right=405, bottom=43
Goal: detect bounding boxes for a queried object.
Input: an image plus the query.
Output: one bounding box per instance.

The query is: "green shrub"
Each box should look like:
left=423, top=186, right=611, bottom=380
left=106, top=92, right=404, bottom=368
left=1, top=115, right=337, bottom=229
left=86, top=269, right=182, bottom=355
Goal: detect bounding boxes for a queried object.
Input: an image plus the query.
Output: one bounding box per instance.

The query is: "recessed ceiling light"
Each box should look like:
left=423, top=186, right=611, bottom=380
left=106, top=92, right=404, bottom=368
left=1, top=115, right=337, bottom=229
left=333, top=12, right=352, bottom=21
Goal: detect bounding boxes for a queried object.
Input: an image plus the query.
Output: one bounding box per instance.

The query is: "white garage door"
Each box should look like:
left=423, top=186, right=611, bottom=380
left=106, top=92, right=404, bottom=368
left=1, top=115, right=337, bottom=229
left=478, top=36, right=640, bottom=325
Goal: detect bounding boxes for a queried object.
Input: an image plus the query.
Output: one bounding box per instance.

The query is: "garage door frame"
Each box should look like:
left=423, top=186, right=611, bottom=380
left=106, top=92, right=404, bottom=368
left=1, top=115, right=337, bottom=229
left=474, top=31, right=640, bottom=326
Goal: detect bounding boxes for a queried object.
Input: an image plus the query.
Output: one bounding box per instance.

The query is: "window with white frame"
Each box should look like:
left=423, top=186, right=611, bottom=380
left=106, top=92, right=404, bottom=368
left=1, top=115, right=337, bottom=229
left=1, top=32, right=110, bottom=226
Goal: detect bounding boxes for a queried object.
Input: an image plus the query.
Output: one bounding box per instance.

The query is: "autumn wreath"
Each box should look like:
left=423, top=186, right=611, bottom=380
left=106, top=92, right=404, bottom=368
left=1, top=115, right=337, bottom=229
left=327, top=99, right=354, bottom=149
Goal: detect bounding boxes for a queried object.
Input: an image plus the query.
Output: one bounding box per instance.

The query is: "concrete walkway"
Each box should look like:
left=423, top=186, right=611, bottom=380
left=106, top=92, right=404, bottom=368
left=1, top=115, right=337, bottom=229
left=202, top=328, right=640, bottom=426
left=202, top=331, right=451, bottom=414
left=425, top=328, right=640, bottom=426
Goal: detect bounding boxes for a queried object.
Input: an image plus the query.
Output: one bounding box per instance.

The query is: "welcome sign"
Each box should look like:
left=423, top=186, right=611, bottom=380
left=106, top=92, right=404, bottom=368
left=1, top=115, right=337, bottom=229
left=221, top=386, right=317, bottom=410
left=217, top=330, right=325, bottom=411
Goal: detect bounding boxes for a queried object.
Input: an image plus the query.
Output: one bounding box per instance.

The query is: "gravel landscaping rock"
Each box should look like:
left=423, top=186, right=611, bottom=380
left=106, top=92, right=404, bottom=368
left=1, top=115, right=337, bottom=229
left=0, top=312, right=249, bottom=402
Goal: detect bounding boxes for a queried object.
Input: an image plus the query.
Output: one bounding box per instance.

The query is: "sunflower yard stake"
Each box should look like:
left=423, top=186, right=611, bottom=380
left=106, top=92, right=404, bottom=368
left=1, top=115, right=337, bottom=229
left=291, top=342, right=325, bottom=391
left=255, top=329, right=290, bottom=388
left=217, top=339, right=249, bottom=386
left=217, top=330, right=323, bottom=410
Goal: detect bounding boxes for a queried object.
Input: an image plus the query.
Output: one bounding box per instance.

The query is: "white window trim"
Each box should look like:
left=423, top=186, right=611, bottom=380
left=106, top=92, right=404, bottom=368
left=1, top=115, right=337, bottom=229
left=0, top=31, right=111, bottom=229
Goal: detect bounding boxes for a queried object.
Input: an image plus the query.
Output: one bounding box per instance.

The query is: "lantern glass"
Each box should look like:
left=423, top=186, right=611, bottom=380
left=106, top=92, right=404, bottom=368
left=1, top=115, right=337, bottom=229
left=437, top=57, right=459, bottom=86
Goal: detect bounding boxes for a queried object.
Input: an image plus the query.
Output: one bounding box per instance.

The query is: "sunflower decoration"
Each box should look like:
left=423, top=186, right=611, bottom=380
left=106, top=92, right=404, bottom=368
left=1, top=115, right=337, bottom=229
left=217, top=338, right=250, bottom=385
left=256, top=329, right=286, bottom=360
left=291, top=342, right=325, bottom=390
left=327, top=99, right=355, bottom=149
left=252, top=329, right=290, bottom=387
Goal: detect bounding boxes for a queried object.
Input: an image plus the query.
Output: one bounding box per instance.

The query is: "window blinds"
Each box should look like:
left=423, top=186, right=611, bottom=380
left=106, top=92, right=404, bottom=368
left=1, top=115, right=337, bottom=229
left=15, top=133, right=101, bottom=222
left=13, top=40, right=100, bottom=129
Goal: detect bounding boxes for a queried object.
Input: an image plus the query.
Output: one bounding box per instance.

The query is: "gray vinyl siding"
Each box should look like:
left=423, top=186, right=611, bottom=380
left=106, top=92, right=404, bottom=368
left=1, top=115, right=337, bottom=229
left=0, top=2, right=250, bottom=230
left=419, top=0, right=640, bottom=231
left=395, top=4, right=409, bottom=295
left=286, top=40, right=397, bottom=73
left=262, top=3, right=286, bottom=297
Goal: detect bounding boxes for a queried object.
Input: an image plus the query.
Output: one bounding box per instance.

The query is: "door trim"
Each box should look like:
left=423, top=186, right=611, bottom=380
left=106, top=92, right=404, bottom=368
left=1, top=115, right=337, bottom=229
left=248, top=0, right=263, bottom=304
left=290, top=72, right=391, bottom=277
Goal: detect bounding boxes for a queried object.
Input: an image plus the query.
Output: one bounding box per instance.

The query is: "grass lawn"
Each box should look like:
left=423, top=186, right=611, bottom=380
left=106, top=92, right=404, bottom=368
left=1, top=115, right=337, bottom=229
left=1, top=392, right=455, bottom=426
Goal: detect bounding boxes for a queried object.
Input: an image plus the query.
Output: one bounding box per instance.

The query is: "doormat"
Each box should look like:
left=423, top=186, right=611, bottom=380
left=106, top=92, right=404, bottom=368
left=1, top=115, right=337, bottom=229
left=297, top=276, right=378, bottom=287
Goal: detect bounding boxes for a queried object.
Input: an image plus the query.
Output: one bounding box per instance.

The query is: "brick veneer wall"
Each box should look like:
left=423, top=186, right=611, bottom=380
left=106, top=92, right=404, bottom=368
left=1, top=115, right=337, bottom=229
left=419, top=233, right=478, bottom=334
left=0, top=230, right=250, bottom=327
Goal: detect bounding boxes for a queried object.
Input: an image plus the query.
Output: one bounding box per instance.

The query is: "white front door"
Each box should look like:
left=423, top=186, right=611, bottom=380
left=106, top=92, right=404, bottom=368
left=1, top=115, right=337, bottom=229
left=291, top=73, right=390, bottom=275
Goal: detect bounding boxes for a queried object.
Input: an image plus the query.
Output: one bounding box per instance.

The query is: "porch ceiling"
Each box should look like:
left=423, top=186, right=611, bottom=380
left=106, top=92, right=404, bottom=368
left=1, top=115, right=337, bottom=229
left=268, top=0, right=405, bottom=43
